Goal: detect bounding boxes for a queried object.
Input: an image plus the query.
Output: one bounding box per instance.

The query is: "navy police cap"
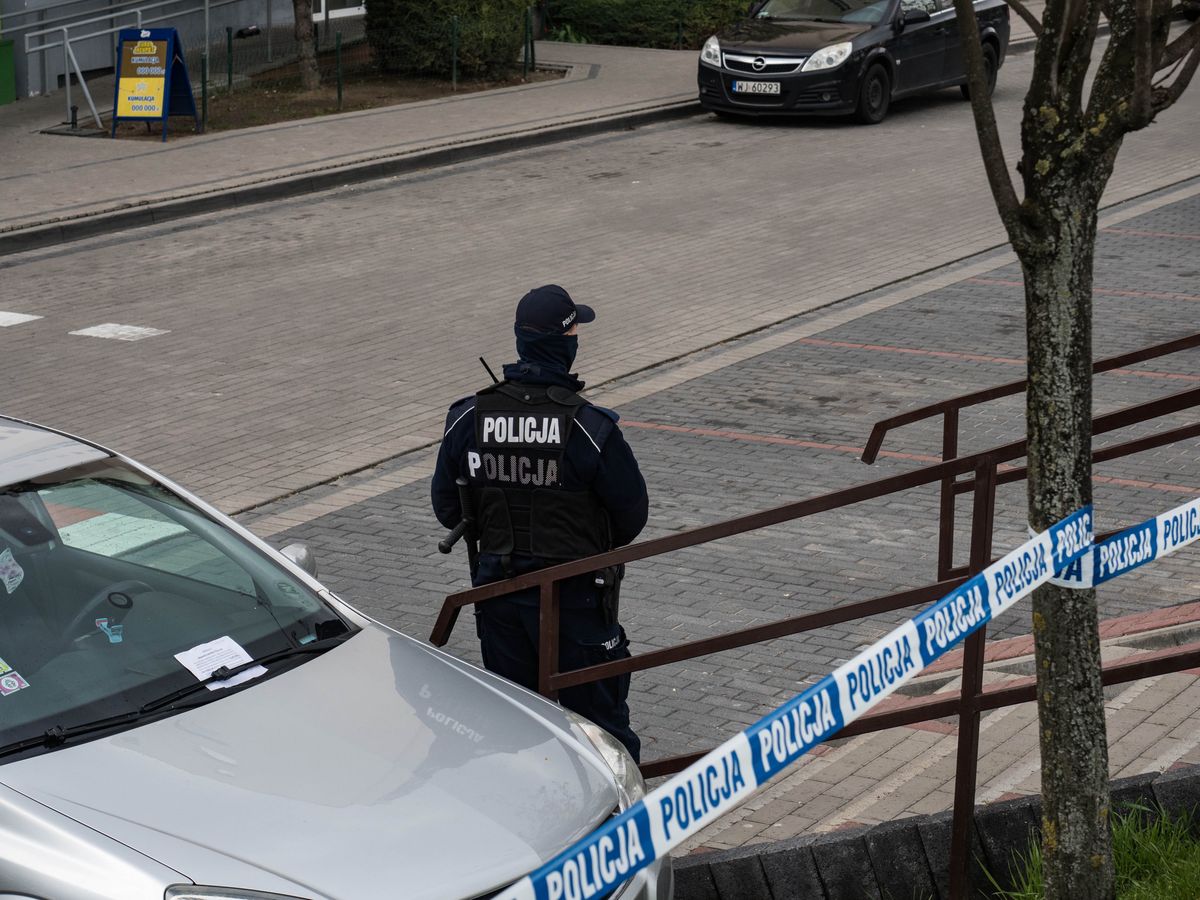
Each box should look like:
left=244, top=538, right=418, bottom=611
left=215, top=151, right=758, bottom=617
left=515, top=284, right=596, bottom=334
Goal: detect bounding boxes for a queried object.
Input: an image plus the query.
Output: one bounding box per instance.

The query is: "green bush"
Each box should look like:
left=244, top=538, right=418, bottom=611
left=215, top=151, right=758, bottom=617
left=366, top=0, right=528, bottom=77
left=544, top=0, right=750, bottom=49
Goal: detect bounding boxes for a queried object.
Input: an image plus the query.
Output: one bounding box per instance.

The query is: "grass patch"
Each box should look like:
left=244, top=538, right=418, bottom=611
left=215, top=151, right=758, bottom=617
left=992, top=805, right=1200, bottom=899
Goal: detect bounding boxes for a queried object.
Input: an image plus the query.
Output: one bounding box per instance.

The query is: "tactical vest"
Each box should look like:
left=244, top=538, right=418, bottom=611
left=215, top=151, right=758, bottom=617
left=470, top=382, right=611, bottom=561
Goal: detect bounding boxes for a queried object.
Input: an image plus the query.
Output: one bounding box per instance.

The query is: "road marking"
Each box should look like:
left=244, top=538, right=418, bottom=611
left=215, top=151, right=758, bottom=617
left=1105, top=227, right=1200, bottom=241
left=0, top=312, right=41, bottom=327
left=969, top=277, right=1200, bottom=304
left=621, top=420, right=942, bottom=463
left=795, top=336, right=1200, bottom=383
left=798, top=336, right=1024, bottom=366
left=69, top=323, right=169, bottom=341
left=242, top=456, right=437, bottom=538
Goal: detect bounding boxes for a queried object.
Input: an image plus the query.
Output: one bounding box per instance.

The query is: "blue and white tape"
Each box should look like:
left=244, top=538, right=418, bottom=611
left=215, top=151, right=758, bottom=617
left=1051, top=496, right=1200, bottom=589
left=493, top=505, right=1108, bottom=900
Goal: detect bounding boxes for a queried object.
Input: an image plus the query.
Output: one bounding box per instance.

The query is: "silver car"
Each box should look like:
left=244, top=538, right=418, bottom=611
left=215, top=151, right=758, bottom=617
left=0, top=416, right=672, bottom=900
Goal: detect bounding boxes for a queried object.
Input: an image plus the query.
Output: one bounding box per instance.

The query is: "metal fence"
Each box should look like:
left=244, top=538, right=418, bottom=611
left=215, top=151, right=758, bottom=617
left=3, top=0, right=544, bottom=133
left=541, top=0, right=748, bottom=50
left=3, top=0, right=309, bottom=129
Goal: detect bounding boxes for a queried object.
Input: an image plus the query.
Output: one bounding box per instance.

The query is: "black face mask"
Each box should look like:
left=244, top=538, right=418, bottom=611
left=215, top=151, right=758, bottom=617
left=504, top=327, right=584, bottom=391
left=515, top=327, right=578, bottom=372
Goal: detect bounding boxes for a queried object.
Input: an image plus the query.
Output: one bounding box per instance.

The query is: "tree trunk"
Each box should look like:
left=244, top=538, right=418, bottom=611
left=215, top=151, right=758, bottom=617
left=1018, top=158, right=1117, bottom=899
left=292, top=0, right=321, bottom=91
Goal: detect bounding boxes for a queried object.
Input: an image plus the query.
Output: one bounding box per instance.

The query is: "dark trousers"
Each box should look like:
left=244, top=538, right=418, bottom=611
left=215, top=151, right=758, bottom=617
left=475, top=597, right=641, bottom=763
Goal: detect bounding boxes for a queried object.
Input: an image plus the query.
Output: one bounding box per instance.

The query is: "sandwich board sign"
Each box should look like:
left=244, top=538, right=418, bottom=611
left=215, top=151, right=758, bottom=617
left=110, top=28, right=197, bottom=141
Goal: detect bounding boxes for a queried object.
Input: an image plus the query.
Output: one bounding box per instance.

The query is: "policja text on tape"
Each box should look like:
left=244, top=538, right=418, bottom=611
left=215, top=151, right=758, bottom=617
left=494, top=505, right=1100, bottom=900
left=1052, top=496, right=1200, bottom=589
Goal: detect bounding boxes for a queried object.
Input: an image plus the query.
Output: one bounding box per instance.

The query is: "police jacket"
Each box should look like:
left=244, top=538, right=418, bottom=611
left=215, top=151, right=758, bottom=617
left=432, top=367, right=648, bottom=608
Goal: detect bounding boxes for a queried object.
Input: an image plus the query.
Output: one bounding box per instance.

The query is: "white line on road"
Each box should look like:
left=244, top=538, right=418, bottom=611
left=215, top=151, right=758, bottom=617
left=69, top=323, right=170, bottom=341
left=0, top=312, right=42, bottom=327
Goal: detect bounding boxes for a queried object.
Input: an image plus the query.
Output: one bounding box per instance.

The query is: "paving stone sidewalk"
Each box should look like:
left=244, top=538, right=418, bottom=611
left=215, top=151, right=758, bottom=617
left=232, top=178, right=1200, bottom=859
left=0, top=41, right=699, bottom=235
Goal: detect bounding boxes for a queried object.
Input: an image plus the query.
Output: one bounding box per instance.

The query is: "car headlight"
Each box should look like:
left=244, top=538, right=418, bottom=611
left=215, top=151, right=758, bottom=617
left=567, top=711, right=646, bottom=809
left=700, top=35, right=722, bottom=68
left=165, top=888, right=310, bottom=900
left=801, top=41, right=852, bottom=71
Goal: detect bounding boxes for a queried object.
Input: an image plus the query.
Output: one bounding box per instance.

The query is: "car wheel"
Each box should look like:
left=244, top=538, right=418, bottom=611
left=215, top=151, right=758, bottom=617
left=855, top=64, right=890, bottom=125
left=960, top=43, right=998, bottom=100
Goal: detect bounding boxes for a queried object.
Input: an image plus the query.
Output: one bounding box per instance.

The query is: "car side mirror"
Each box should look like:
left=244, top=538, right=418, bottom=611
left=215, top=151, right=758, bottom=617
left=897, top=7, right=931, bottom=28
left=280, top=541, right=318, bottom=578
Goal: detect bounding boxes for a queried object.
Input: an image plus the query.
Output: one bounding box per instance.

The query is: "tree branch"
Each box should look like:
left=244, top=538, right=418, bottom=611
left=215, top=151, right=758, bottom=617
left=1007, top=0, right=1045, bottom=35
left=952, top=0, right=1027, bottom=243
left=1153, top=42, right=1200, bottom=111
left=1044, top=0, right=1105, bottom=110
left=1131, top=0, right=1153, bottom=124
left=1048, top=0, right=1082, bottom=96
left=1161, top=18, right=1200, bottom=67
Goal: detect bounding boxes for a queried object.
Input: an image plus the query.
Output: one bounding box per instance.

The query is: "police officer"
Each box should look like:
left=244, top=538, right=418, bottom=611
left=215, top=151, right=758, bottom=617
left=431, top=284, right=648, bottom=761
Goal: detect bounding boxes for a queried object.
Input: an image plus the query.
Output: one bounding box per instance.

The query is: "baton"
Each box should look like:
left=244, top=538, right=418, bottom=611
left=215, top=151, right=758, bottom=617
left=438, top=477, right=479, bottom=579
left=438, top=519, right=469, bottom=554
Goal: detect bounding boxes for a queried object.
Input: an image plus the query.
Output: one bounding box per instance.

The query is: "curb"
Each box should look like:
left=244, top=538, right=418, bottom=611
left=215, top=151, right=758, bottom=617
left=673, top=765, right=1200, bottom=900
left=0, top=100, right=702, bottom=258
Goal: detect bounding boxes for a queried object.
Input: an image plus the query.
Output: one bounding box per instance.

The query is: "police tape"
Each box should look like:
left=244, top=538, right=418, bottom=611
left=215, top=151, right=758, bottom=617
left=491, top=497, right=1200, bottom=900
left=1049, top=495, right=1200, bottom=589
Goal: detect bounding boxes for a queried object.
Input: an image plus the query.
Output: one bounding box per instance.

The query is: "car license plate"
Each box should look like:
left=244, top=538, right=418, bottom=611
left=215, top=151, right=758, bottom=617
left=732, top=80, right=781, bottom=94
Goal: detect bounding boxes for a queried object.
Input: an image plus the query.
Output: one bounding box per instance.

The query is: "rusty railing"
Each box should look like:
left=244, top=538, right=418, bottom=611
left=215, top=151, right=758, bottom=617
left=430, top=331, right=1200, bottom=898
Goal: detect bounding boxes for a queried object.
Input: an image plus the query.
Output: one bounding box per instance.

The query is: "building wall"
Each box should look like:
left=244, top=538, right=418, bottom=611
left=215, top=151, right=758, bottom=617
left=2, top=0, right=297, bottom=98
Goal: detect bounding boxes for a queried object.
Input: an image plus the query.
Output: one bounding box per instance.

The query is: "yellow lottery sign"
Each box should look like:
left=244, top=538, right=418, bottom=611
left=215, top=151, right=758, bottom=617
left=110, top=28, right=198, bottom=141
left=116, top=37, right=167, bottom=117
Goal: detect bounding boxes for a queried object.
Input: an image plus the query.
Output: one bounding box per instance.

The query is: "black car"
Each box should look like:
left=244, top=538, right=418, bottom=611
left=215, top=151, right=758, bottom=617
left=697, top=0, right=1010, bottom=123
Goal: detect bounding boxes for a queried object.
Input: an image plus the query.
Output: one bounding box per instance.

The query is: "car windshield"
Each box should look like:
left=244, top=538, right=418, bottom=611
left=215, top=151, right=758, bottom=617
left=755, top=0, right=891, bottom=24
left=0, top=459, right=353, bottom=758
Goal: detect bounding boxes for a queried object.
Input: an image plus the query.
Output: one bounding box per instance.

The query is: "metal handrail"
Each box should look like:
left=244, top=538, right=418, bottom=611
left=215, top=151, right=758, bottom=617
left=23, top=0, right=238, bottom=53
left=20, top=0, right=241, bottom=132
left=862, top=330, right=1200, bottom=581
left=26, top=15, right=142, bottom=54
left=430, top=383, right=1200, bottom=655
left=429, top=333, right=1200, bottom=899
left=2, top=0, right=150, bottom=33
left=861, top=331, right=1200, bottom=464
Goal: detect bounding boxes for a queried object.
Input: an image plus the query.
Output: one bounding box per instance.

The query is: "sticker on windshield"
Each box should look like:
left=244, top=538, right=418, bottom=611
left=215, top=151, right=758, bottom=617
left=95, top=617, right=124, bottom=644
left=0, top=657, right=11, bottom=675
left=0, top=672, right=29, bottom=696
left=0, top=548, right=23, bottom=595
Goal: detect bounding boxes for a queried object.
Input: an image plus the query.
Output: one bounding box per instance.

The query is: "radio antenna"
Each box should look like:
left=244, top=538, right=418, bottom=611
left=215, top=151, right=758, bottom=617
left=479, top=357, right=500, bottom=383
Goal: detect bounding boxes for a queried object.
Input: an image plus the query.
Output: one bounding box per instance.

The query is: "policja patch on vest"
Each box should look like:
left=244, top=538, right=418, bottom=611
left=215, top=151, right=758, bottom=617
left=479, top=412, right=568, bottom=449
left=469, top=382, right=610, bottom=560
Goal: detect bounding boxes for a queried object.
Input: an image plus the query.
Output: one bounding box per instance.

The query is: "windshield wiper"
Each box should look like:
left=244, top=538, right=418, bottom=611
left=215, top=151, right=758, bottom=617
left=0, top=710, right=149, bottom=761
left=0, top=630, right=353, bottom=761
left=139, top=630, right=353, bottom=714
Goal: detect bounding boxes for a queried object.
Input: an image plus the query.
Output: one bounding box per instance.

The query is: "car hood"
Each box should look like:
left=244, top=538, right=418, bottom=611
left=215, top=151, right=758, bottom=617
left=717, top=18, right=872, bottom=52
left=0, top=627, right=619, bottom=900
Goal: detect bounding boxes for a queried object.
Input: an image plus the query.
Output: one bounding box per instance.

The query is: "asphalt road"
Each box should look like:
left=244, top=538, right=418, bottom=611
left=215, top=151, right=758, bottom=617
left=3, top=44, right=1199, bottom=513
